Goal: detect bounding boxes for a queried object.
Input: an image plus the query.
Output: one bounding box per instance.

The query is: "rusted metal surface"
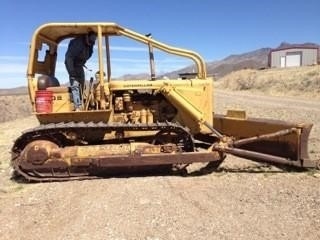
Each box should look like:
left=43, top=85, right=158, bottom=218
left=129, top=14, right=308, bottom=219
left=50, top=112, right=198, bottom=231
left=212, top=145, right=310, bottom=168
left=11, top=116, right=317, bottom=182
left=11, top=121, right=223, bottom=182
left=232, top=128, right=298, bottom=147
left=213, top=114, right=313, bottom=166
left=18, top=144, right=220, bottom=170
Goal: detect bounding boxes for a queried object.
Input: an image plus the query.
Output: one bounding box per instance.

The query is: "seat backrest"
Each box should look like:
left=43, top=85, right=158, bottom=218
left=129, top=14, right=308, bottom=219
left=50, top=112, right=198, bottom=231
left=37, top=75, right=60, bottom=90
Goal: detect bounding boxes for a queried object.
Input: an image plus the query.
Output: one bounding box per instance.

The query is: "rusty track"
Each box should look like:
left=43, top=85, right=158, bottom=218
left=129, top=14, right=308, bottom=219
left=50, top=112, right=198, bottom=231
left=11, top=121, right=222, bottom=182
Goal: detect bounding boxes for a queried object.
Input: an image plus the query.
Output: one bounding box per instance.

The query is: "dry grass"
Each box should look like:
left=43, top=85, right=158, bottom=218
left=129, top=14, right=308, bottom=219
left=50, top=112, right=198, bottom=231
left=215, top=65, right=320, bottom=99
left=0, top=95, right=31, bottom=122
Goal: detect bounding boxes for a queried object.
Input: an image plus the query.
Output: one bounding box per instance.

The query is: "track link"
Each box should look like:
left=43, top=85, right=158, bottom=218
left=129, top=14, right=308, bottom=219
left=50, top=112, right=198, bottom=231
left=11, top=121, right=196, bottom=182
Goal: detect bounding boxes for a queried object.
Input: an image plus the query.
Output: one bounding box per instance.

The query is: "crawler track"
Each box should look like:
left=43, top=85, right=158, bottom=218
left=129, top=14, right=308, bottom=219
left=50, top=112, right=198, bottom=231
left=11, top=121, right=219, bottom=182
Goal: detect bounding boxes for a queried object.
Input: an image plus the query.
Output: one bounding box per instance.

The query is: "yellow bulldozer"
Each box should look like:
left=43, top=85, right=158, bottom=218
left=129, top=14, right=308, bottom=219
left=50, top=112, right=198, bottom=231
left=11, top=22, right=318, bottom=181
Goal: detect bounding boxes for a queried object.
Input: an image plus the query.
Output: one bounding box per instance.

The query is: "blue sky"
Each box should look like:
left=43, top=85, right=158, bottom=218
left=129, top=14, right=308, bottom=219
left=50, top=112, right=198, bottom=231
left=1, top=0, right=320, bottom=88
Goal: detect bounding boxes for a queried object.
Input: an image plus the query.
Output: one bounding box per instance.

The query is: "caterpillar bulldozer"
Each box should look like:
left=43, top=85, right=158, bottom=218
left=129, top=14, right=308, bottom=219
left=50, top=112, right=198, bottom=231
left=11, top=22, right=318, bottom=182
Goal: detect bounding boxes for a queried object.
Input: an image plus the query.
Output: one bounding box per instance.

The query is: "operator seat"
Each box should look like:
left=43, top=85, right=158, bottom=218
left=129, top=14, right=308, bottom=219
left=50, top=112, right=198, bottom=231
left=37, top=75, right=60, bottom=90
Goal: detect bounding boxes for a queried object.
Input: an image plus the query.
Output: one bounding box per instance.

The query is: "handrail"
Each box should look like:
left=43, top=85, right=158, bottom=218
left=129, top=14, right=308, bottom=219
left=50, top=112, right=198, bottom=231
left=119, top=27, right=207, bottom=79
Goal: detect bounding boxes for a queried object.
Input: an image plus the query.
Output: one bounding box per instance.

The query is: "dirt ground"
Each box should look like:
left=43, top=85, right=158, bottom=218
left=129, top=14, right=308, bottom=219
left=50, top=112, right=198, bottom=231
left=0, top=90, right=319, bottom=240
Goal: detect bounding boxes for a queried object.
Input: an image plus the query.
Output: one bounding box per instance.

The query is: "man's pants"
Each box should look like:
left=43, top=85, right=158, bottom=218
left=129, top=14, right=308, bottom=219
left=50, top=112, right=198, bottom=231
left=70, top=80, right=81, bottom=109
left=69, top=67, right=85, bottom=110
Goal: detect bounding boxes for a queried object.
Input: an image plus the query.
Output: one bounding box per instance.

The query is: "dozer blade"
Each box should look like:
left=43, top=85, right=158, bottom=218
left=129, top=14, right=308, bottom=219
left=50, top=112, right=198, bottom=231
left=213, top=113, right=315, bottom=168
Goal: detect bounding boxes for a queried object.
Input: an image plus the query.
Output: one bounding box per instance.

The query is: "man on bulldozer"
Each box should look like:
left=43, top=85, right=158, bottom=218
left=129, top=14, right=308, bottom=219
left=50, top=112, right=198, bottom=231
left=65, top=31, right=97, bottom=111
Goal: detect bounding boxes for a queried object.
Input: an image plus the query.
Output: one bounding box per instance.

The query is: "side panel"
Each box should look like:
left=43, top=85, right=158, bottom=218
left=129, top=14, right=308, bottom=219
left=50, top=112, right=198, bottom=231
left=171, top=79, right=213, bottom=134
left=36, top=110, right=112, bottom=124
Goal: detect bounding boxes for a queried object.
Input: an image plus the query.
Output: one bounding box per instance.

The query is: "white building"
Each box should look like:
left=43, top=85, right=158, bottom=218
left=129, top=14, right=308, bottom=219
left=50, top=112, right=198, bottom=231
left=268, top=44, right=319, bottom=68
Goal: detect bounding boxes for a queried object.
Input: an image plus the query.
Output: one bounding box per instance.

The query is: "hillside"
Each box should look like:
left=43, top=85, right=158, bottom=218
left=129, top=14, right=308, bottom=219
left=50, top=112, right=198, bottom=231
left=0, top=87, right=27, bottom=96
left=215, top=65, right=320, bottom=99
left=168, top=42, right=320, bottom=79
left=0, top=95, right=31, bottom=122
left=162, top=47, right=270, bottom=79
left=206, top=48, right=270, bottom=77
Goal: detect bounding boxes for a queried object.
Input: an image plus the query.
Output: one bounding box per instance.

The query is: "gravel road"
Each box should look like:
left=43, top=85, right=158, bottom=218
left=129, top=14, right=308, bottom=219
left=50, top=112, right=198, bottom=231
left=0, top=90, right=319, bottom=240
